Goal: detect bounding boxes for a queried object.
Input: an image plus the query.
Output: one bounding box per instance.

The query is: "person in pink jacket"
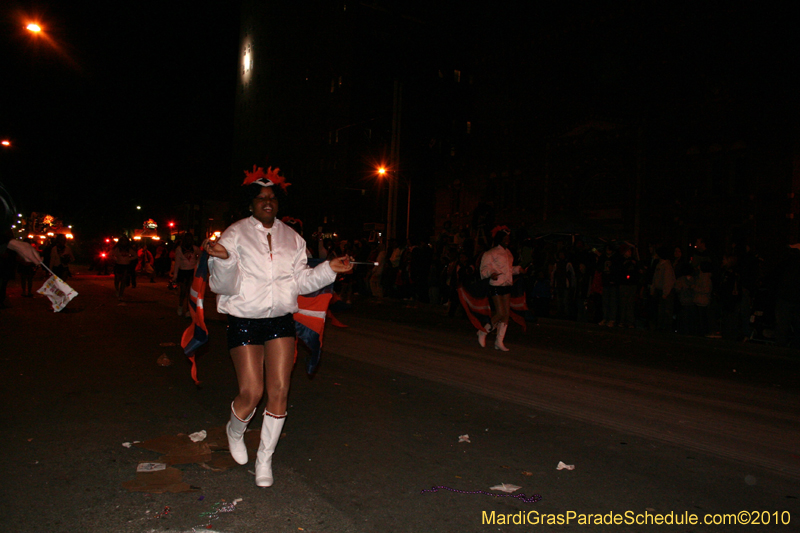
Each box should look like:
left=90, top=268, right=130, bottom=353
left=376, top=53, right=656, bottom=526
left=650, top=246, right=676, bottom=331
left=205, top=167, right=353, bottom=488
left=478, top=226, right=526, bottom=351
left=172, top=233, right=201, bottom=316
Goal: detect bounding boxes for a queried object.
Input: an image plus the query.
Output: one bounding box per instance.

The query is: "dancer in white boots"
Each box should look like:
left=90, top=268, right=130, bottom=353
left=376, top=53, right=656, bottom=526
left=206, top=166, right=353, bottom=487
left=478, top=226, right=525, bottom=351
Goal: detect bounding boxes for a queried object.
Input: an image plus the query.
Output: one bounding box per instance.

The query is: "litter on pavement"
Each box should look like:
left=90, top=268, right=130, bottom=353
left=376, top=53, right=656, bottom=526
left=121, top=466, right=198, bottom=493
left=136, top=462, right=167, bottom=473
left=192, top=499, right=243, bottom=530
left=122, top=426, right=258, bottom=493
left=421, top=485, right=542, bottom=504
left=557, top=461, right=575, bottom=470
left=490, top=483, right=521, bottom=493
left=189, top=430, right=207, bottom=442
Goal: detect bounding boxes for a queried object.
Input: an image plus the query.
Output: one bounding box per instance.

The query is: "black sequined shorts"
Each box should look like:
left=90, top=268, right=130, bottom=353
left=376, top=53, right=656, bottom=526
left=488, top=285, right=512, bottom=296
left=227, top=314, right=296, bottom=349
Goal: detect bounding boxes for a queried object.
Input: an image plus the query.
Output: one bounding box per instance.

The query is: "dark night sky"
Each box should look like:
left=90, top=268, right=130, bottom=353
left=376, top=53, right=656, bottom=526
left=2, top=2, right=798, bottom=239
left=1, top=1, right=242, bottom=236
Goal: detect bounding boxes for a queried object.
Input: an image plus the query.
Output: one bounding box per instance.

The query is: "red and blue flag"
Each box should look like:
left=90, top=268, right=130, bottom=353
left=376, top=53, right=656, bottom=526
left=294, top=258, right=346, bottom=375
left=180, top=255, right=344, bottom=382
left=181, top=251, right=209, bottom=384
left=457, top=278, right=528, bottom=332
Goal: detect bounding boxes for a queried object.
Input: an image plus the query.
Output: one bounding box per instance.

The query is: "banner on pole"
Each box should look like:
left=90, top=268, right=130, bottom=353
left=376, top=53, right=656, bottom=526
left=37, top=274, right=78, bottom=312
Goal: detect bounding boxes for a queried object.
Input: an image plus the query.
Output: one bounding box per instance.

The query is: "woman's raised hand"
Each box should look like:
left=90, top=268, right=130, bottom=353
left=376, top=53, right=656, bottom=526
left=204, top=239, right=229, bottom=260
left=329, top=255, right=354, bottom=273
left=8, top=240, right=42, bottom=265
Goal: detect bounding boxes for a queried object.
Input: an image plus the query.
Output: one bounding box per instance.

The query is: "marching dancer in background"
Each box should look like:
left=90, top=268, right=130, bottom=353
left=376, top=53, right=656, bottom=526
left=478, top=226, right=526, bottom=351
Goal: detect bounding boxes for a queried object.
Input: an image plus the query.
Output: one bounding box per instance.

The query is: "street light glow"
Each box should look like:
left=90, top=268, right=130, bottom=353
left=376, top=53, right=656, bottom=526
left=378, top=167, right=387, bottom=176
left=21, top=19, right=80, bottom=70
left=1, top=140, right=10, bottom=147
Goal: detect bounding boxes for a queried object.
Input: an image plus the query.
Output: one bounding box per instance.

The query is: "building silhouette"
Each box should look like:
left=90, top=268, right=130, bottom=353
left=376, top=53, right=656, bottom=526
left=233, top=2, right=799, bottom=259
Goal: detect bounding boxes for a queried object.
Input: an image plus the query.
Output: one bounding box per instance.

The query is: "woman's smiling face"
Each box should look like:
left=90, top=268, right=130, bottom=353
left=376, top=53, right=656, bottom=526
left=251, top=186, right=278, bottom=227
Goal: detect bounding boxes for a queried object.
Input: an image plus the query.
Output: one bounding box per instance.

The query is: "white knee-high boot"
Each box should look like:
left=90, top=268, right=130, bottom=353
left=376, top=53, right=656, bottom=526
left=255, top=410, right=286, bottom=487
left=477, top=322, right=492, bottom=347
left=494, top=322, right=509, bottom=351
left=226, top=402, right=256, bottom=465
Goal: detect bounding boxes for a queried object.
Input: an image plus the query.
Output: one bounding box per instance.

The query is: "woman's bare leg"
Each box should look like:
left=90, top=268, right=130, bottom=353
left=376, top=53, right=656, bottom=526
left=178, top=279, right=190, bottom=314
left=492, top=294, right=512, bottom=351
left=491, top=293, right=510, bottom=327
left=230, top=344, right=266, bottom=418
left=118, top=269, right=128, bottom=299
left=263, top=337, right=296, bottom=415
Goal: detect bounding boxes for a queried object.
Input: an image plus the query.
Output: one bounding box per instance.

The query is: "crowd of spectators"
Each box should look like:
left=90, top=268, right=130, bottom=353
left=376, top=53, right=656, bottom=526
left=0, top=232, right=195, bottom=307
left=318, top=227, right=800, bottom=349
left=5, top=221, right=800, bottom=349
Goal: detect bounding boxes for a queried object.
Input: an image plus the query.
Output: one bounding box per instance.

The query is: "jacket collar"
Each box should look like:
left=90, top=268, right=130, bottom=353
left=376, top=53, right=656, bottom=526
left=248, top=216, right=283, bottom=233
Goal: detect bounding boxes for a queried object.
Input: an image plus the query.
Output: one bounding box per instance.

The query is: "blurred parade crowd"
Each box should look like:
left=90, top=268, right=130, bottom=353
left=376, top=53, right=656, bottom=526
left=3, top=222, right=800, bottom=350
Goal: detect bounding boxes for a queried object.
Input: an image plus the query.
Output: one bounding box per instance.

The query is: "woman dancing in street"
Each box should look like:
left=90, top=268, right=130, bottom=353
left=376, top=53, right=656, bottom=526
left=172, top=233, right=201, bottom=316
left=111, top=235, right=136, bottom=301
left=477, top=226, right=525, bottom=351
left=205, top=166, right=353, bottom=487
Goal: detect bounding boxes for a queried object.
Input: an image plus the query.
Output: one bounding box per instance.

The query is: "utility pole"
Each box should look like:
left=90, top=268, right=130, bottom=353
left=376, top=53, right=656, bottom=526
left=543, top=143, right=550, bottom=222
left=634, top=125, right=644, bottom=248
left=387, top=80, right=402, bottom=241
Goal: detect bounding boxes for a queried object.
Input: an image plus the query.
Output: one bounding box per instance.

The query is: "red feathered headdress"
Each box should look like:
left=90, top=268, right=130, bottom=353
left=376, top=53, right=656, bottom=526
left=281, top=216, right=303, bottom=229
left=491, top=225, right=511, bottom=238
left=242, top=165, right=291, bottom=192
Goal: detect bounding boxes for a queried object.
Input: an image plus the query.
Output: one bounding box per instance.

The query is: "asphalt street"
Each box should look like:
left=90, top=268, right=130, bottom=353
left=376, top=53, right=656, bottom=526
left=0, top=267, right=798, bottom=532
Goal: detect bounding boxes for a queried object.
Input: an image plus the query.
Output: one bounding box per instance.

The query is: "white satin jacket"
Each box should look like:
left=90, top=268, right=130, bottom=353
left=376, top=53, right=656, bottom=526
left=208, top=217, right=336, bottom=318
left=480, top=245, right=522, bottom=287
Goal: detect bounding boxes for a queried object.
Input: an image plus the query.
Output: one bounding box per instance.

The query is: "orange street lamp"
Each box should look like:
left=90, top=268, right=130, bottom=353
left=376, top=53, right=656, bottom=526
left=376, top=166, right=391, bottom=238
left=1, top=140, right=10, bottom=147
left=376, top=164, right=410, bottom=241
left=21, top=19, right=79, bottom=70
